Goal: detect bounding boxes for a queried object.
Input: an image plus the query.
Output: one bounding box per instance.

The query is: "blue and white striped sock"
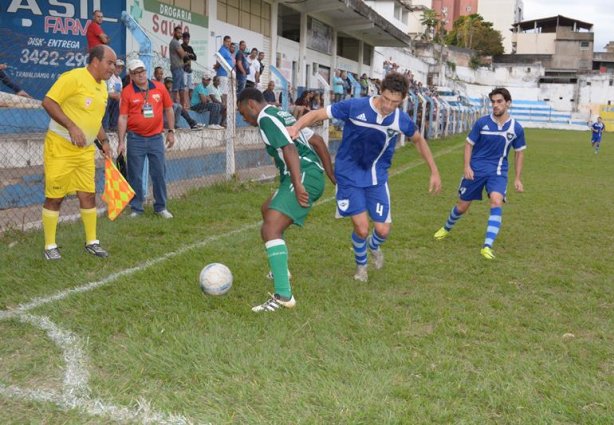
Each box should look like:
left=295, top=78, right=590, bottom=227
left=352, top=232, right=367, bottom=266
left=444, top=206, right=463, bottom=231
left=483, top=207, right=502, bottom=248
left=368, top=229, right=387, bottom=251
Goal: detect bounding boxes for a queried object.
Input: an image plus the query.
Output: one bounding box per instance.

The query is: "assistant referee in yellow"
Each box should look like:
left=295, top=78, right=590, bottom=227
left=41, top=45, right=117, bottom=260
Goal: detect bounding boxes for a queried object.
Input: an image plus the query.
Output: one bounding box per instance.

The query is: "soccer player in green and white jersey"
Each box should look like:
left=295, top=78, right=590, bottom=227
left=237, top=88, right=335, bottom=312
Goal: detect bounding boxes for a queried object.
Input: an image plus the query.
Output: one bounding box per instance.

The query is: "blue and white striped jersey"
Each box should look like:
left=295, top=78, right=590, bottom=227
left=328, top=97, right=417, bottom=187
left=467, top=115, right=526, bottom=177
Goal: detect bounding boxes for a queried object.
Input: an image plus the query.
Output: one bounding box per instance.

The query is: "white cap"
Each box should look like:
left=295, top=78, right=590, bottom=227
left=115, top=59, right=125, bottom=66
left=127, top=59, right=145, bottom=72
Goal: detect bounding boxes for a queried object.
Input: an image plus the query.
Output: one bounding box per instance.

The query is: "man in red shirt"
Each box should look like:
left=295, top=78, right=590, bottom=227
left=86, top=10, right=109, bottom=51
left=117, top=59, right=176, bottom=219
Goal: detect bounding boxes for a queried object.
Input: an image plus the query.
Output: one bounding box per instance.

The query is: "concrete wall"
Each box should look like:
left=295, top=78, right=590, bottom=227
left=514, top=33, right=557, bottom=54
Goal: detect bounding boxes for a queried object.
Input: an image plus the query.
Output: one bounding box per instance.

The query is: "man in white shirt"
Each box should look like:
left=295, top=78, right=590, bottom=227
left=102, top=58, right=124, bottom=131
left=246, top=48, right=260, bottom=89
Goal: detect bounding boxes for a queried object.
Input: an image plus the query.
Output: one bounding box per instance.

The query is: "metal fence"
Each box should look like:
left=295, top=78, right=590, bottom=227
left=1, top=52, right=477, bottom=239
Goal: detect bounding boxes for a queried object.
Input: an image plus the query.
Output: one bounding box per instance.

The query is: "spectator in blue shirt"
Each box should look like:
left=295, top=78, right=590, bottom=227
left=191, top=75, right=223, bottom=129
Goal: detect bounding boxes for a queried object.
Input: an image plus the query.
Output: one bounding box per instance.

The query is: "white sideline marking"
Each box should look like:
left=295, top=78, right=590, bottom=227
left=0, top=142, right=462, bottom=423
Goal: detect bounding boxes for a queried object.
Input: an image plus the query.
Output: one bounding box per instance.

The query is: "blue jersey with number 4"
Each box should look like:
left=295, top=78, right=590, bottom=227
left=467, top=115, right=526, bottom=177
left=328, top=97, right=417, bottom=187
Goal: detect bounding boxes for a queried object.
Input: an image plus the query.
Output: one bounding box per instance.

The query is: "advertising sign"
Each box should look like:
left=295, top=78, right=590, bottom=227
left=0, top=0, right=126, bottom=100
left=126, top=0, right=209, bottom=71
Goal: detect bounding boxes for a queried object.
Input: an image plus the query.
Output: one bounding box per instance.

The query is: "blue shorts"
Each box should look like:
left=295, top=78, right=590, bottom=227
left=458, top=175, right=507, bottom=201
left=335, top=182, right=391, bottom=223
left=171, top=68, right=186, bottom=91
left=591, top=136, right=602, bottom=143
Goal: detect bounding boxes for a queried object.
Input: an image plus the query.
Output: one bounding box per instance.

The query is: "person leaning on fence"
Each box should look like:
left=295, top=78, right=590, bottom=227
left=117, top=59, right=175, bottom=219
left=40, top=45, right=116, bottom=261
left=163, top=76, right=204, bottom=130
left=0, top=64, right=31, bottom=98
left=86, top=10, right=109, bottom=51
left=190, top=75, right=224, bottom=129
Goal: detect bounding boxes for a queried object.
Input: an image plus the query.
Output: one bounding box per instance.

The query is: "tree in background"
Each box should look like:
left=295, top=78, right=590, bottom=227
left=420, top=9, right=445, bottom=43
left=445, top=14, right=504, bottom=57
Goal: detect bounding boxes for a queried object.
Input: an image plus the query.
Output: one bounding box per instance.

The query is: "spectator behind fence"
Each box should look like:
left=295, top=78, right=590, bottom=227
left=208, top=76, right=227, bottom=127
left=181, top=32, right=196, bottom=100
left=215, top=35, right=233, bottom=105
left=169, top=25, right=188, bottom=109
left=246, top=48, right=260, bottom=89
left=40, top=44, right=116, bottom=261
left=86, top=10, right=109, bottom=51
left=235, top=40, right=249, bottom=95
left=360, top=73, right=369, bottom=97
left=163, top=76, right=204, bottom=130
left=262, top=80, right=279, bottom=106
left=332, top=70, right=345, bottom=103
left=117, top=59, right=175, bottom=219
left=191, top=75, right=223, bottom=129
left=0, top=64, right=31, bottom=98
left=291, top=90, right=314, bottom=119
left=102, top=58, right=124, bottom=131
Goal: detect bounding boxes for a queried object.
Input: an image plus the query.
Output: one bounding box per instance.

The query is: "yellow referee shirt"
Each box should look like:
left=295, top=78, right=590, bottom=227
left=46, top=67, right=108, bottom=146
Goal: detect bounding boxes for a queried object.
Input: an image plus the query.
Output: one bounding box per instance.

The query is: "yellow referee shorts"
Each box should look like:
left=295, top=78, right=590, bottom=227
left=44, top=131, right=96, bottom=198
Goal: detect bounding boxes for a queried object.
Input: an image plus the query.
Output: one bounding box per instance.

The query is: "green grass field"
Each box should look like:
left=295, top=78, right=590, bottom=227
left=1, top=129, right=613, bottom=424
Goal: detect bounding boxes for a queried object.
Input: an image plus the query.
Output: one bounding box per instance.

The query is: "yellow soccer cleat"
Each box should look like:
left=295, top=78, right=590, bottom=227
left=434, top=227, right=450, bottom=240
left=480, top=246, right=496, bottom=260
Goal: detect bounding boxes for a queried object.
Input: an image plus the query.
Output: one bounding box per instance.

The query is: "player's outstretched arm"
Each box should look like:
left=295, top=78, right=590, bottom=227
left=282, top=144, right=309, bottom=207
left=287, top=108, right=329, bottom=139
left=514, top=149, right=525, bottom=193
left=308, top=134, right=336, bottom=185
left=410, top=131, right=441, bottom=194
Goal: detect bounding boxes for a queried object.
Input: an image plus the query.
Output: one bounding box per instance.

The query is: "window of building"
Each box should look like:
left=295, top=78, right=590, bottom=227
left=337, top=35, right=359, bottom=62
left=307, top=17, right=333, bottom=54
left=580, top=41, right=590, bottom=50
left=278, top=3, right=300, bottom=42
left=218, top=0, right=271, bottom=36
left=394, top=4, right=401, bottom=21
left=363, top=43, right=372, bottom=66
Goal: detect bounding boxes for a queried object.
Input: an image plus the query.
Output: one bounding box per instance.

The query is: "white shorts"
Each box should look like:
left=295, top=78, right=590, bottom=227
left=184, top=72, right=193, bottom=90
left=217, top=76, right=229, bottom=95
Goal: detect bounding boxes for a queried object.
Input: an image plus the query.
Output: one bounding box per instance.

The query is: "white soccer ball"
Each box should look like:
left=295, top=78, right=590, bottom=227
left=199, top=263, right=233, bottom=296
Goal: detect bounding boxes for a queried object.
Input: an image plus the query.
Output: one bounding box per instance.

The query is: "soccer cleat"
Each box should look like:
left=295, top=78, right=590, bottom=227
left=251, top=293, right=296, bottom=312
left=155, top=209, right=174, bottom=219
left=354, top=264, right=368, bottom=282
left=266, top=270, right=292, bottom=280
left=480, top=246, right=496, bottom=260
left=44, top=247, right=62, bottom=261
left=85, top=242, right=109, bottom=258
left=434, top=227, right=450, bottom=240
left=367, top=237, right=384, bottom=270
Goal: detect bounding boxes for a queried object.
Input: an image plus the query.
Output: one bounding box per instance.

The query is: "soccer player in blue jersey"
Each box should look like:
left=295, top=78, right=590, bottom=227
left=433, top=87, right=526, bottom=260
left=589, top=116, right=605, bottom=154
left=288, top=72, right=442, bottom=282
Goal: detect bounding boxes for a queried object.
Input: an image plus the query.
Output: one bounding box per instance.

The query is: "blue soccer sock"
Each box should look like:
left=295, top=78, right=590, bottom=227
left=368, top=229, right=387, bottom=251
left=483, top=207, right=502, bottom=248
left=352, top=232, right=367, bottom=266
left=444, top=206, right=463, bottom=231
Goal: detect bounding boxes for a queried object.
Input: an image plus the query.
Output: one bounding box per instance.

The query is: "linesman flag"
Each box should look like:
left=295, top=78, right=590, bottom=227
left=102, top=158, right=135, bottom=220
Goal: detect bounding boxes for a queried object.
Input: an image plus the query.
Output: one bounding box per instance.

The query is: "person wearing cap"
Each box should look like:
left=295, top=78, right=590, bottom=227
left=169, top=26, right=188, bottom=109
left=117, top=59, right=176, bottom=219
left=181, top=32, right=197, bottom=100
left=190, top=75, right=223, bottom=129
left=102, top=58, right=124, bottom=131
left=162, top=76, right=204, bottom=130
left=40, top=45, right=116, bottom=261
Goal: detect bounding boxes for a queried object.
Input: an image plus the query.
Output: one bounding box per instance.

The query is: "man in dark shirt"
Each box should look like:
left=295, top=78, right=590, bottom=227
left=0, top=64, right=31, bottom=97
left=181, top=32, right=197, bottom=99
left=262, top=80, right=279, bottom=106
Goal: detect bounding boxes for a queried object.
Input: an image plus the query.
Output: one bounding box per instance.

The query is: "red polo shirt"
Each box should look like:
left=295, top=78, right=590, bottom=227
left=120, top=80, right=172, bottom=137
left=86, top=21, right=104, bottom=50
